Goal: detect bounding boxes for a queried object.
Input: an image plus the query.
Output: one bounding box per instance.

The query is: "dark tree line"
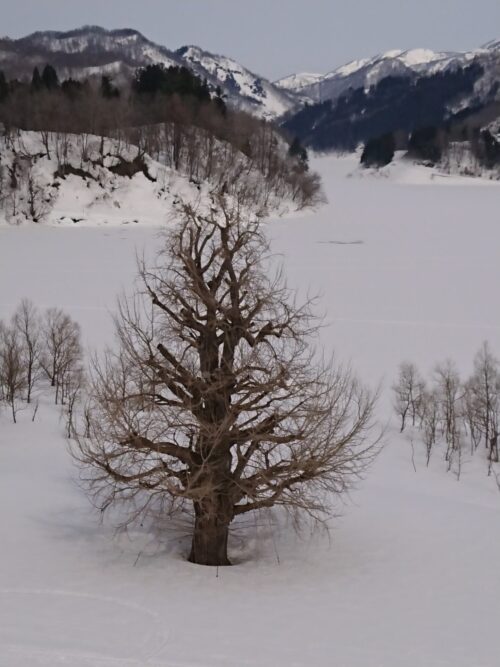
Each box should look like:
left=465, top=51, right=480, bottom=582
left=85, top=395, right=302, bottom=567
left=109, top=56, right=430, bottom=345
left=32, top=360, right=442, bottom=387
left=361, top=123, right=500, bottom=170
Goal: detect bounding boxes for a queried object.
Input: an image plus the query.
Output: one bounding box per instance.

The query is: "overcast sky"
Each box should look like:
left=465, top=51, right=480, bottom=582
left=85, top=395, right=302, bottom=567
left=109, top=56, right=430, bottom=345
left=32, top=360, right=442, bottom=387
left=2, top=0, right=500, bottom=80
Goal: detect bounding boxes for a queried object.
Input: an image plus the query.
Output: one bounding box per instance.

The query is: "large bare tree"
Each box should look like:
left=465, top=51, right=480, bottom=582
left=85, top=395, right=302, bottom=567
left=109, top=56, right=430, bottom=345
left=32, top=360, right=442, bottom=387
left=75, top=196, right=378, bottom=566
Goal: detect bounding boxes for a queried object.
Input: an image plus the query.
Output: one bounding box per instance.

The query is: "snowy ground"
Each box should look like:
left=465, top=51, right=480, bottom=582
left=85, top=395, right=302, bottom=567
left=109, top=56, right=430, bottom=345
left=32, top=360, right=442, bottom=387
left=1, top=155, right=500, bottom=666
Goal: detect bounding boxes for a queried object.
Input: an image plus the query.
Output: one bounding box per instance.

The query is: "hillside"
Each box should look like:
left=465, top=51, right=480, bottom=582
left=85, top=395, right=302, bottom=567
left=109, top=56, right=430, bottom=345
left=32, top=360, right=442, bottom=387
left=0, top=127, right=319, bottom=226
left=281, top=41, right=500, bottom=152
left=0, top=26, right=299, bottom=119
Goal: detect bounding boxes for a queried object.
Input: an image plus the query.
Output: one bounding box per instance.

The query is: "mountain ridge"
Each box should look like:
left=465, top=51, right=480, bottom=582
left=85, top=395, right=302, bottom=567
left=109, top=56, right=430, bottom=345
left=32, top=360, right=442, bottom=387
left=0, top=25, right=299, bottom=119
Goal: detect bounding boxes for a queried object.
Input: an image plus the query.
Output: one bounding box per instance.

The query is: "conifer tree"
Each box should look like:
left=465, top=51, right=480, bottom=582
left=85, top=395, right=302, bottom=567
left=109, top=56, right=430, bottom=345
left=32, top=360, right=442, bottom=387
left=41, top=64, right=59, bottom=91
left=31, top=67, right=43, bottom=92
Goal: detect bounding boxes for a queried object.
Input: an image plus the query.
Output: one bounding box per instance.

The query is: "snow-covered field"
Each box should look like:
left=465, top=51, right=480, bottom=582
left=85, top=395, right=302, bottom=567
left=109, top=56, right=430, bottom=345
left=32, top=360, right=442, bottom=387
left=1, top=155, right=500, bottom=666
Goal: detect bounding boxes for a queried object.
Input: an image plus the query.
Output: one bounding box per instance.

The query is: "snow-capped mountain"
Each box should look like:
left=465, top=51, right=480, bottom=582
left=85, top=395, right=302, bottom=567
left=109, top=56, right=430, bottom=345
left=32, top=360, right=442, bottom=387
left=176, top=45, right=299, bottom=119
left=275, top=72, right=323, bottom=95
left=0, top=26, right=300, bottom=120
left=277, top=42, right=500, bottom=108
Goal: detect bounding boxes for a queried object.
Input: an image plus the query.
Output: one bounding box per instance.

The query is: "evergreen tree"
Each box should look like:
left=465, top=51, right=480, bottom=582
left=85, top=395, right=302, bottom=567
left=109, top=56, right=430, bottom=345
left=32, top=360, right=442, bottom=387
left=479, top=130, right=500, bottom=169
left=101, top=75, right=120, bottom=99
left=361, top=133, right=396, bottom=168
left=31, top=67, right=43, bottom=93
left=288, top=137, right=309, bottom=171
left=61, top=78, right=85, bottom=99
left=0, top=70, right=8, bottom=103
left=407, top=127, right=442, bottom=164
left=41, top=65, right=59, bottom=91
left=214, top=86, right=227, bottom=116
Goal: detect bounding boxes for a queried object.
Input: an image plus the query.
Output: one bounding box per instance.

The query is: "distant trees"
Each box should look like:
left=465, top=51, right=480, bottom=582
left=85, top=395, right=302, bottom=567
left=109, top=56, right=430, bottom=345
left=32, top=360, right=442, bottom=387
left=12, top=299, right=42, bottom=404
left=100, top=75, right=119, bottom=99
left=0, top=64, right=322, bottom=213
left=133, top=64, right=210, bottom=104
left=361, top=133, right=396, bottom=168
left=288, top=137, right=309, bottom=170
left=0, top=301, right=82, bottom=422
left=41, top=308, right=82, bottom=404
left=31, top=67, right=43, bottom=92
left=41, top=64, right=59, bottom=91
left=392, top=362, right=425, bottom=432
left=0, top=321, right=27, bottom=423
left=393, top=343, right=500, bottom=477
left=407, top=126, right=446, bottom=165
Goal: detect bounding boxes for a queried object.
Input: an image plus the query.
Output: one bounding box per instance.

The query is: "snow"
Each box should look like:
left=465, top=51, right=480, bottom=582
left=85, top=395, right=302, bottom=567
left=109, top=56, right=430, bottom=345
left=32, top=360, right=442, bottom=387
left=397, top=48, right=441, bottom=67
left=1, top=154, right=500, bottom=665
left=179, top=45, right=296, bottom=119
left=0, top=131, right=281, bottom=227
left=275, top=72, right=324, bottom=91
left=333, top=58, right=371, bottom=77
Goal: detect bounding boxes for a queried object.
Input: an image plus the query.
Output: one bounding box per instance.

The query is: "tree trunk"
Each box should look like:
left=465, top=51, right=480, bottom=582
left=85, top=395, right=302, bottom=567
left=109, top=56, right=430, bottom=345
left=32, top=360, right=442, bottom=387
left=188, top=500, right=232, bottom=567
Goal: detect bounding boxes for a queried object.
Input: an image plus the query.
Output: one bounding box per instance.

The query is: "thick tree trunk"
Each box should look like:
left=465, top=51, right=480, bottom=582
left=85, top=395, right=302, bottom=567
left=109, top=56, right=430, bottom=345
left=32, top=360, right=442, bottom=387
left=188, top=500, right=232, bottom=567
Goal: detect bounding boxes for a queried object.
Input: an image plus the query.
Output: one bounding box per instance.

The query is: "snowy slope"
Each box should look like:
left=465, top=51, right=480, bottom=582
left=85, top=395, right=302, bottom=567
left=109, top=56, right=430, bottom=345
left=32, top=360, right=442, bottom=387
left=1, top=155, right=500, bottom=666
left=0, top=130, right=301, bottom=227
left=177, top=45, right=300, bottom=119
left=0, top=132, right=206, bottom=227
left=274, top=72, right=323, bottom=95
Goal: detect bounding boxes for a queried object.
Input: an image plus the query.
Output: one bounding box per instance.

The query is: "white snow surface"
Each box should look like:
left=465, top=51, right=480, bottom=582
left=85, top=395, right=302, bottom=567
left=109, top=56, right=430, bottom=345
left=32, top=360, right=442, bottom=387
left=274, top=72, right=324, bottom=92
left=1, top=155, right=500, bottom=666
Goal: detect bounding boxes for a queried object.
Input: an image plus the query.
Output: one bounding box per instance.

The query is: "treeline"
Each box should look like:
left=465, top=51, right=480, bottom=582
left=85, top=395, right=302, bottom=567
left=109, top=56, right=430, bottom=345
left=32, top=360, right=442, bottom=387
left=0, top=300, right=82, bottom=430
left=0, top=64, right=320, bottom=210
left=393, top=343, right=500, bottom=479
left=284, top=62, right=486, bottom=153
left=361, top=124, right=500, bottom=172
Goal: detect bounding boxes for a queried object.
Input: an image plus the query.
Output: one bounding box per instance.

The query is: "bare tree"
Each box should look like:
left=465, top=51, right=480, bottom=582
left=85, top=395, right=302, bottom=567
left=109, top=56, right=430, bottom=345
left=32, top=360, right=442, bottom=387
left=392, top=362, right=425, bottom=432
left=434, top=360, right=462, bottom=463
left=41, top=308, right=82, bottom=404
left=421, top=389, right=439, bottom=467
left=74, top=195, right=379, bottom=566
left=469, top=342, right=500, bottom=464
left=64, top=365, right=85, bottom=439
left=0, top=321, right=27, bottom=423
left=12, top=299, right=41, bottom=403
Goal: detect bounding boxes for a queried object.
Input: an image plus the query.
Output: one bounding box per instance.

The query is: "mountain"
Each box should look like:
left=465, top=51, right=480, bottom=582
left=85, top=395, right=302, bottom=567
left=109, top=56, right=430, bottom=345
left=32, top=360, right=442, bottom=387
left=275, top=72, right=323, bottom=95
left=276, top=44, right=500, bottom=105
left=175, top=45, right=298, bottom=119
left=281, top=41, right=500, bottom=151
left=277, top=49, right=460, bottom=103
left=0, top=26, right=299, bottom=120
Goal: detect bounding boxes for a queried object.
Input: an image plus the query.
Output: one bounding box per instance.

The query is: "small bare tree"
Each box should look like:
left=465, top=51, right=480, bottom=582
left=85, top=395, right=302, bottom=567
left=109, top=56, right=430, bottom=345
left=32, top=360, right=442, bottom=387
left=0, top=321, right=27, bottom=423
left=41, top=308, right=82, bottom=404
left=74, top=195, right=379, bottom=566
left=434, top=360, right=462, bottom=463
left=421, top=389, right=439, bottom=467
left=12, top=299, right=42, bottom=403
left=469, top=342, right=500, bottom=464
left=462, top=378, right=482, bottom=454
left=393, top=362, right=425, bottom=432
left=64, top=365, right=85, bottom=439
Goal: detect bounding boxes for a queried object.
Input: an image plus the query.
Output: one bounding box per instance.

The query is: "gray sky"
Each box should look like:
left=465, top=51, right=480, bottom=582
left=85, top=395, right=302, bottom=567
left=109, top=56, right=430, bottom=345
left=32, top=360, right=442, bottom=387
left=2, top=0, right=500, bottom=80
